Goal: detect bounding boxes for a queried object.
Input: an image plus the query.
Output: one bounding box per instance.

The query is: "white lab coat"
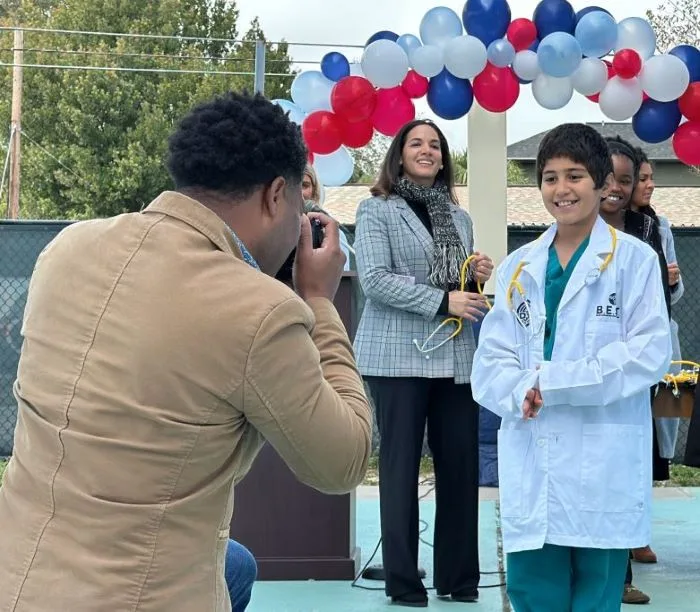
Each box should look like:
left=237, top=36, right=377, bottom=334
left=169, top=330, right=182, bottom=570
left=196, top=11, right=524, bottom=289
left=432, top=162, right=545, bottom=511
left=471, top=217, right=672, bottom=554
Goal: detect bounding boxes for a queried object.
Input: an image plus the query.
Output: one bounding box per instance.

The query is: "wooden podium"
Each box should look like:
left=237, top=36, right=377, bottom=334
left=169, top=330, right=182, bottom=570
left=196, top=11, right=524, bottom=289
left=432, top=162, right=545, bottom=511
left=229, top=272, right=362, bottom=580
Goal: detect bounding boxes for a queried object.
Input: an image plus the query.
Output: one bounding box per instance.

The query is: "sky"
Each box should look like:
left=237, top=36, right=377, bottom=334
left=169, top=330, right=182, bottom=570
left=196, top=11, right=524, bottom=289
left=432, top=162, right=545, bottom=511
left=236, top=0, right=667, bottom=149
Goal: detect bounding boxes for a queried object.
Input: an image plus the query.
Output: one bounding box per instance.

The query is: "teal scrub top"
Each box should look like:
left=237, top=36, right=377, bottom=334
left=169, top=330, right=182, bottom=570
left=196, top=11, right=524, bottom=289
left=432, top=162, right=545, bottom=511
left=543, top=237, right=590, bottom=361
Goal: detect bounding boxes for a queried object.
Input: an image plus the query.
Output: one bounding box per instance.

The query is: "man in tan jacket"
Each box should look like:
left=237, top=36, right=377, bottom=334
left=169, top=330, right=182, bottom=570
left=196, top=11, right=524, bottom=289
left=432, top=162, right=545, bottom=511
left=0, top=92, right=372, bottom=612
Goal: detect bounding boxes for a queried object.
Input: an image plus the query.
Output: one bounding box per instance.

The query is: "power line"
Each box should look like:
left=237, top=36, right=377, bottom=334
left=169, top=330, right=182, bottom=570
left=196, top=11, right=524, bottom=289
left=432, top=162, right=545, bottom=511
left=0, top=26, right=365, bottom=49
left=0, top=47, right=319, bottom=65
left=0, top=61, right=295, bottom=77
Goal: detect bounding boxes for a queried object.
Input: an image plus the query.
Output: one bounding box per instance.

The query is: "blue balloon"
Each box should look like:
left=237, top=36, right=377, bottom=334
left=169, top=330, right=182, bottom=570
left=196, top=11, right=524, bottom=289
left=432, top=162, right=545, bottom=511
left=488, top=39, right=516, bottom=68
left=397, top=33, right=422, bottom=56
left=575, top=10, right=618, bottom=58
left=632, top=100, right=682, bottom=144
left=321, top=52, right=350, bottom=82
left=670, top=45, right=700, bottom=83
left=575, top=6, right=613, bottom=24
left=462, top=0, right=512, bottom=46
left=533, top=0, right=576, bottom=38
left=538, top=32, right=582, bottom=78
left=529, top=38, right=540, bottom=52
left=427, top=70, right=474, bottom=120
left=366, top=30, right=399, bottom=46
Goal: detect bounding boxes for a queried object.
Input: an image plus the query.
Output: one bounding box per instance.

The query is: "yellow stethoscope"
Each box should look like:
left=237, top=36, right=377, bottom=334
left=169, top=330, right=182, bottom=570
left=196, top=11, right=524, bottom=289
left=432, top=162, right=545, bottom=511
left=507, top=225, right=618, bottom=343
left=413, top=255, right=492, bottom=354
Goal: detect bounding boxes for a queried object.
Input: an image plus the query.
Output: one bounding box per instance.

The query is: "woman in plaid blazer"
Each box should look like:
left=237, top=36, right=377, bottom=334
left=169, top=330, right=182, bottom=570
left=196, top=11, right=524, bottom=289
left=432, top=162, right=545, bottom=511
left=353, top=119, right=493, bottom=608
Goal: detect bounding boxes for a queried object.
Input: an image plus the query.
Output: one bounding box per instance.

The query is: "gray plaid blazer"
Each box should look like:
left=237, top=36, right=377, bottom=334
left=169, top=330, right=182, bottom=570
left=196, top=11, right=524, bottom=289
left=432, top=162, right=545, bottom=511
left=353, top=194, right=477, bottom=383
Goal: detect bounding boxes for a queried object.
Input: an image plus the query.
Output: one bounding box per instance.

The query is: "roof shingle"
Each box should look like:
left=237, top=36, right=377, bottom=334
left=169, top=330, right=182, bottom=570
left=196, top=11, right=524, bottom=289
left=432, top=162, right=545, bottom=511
left=324, top=185, right=700, bottom=227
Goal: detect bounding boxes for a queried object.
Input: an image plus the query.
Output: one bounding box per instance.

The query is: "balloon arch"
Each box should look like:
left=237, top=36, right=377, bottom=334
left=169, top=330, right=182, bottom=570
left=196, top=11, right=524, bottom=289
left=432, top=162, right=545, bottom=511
left=273, top=0, right=700, bottom=187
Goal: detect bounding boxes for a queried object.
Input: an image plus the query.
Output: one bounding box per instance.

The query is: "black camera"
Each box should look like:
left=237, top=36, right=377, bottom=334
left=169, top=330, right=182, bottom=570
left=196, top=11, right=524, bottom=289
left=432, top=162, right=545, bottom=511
left=310, top=218, right=324, bottom=249
left=275, top=218, right=324, bottom=283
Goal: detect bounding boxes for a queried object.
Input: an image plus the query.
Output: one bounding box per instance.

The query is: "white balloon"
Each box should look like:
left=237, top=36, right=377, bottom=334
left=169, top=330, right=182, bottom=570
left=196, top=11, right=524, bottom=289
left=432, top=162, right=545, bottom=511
left=410, top=44, right=445, bottom=78
left=599, top=76, right=644, bottom=121
left=639, top=54, right=691, bottom=102
left=313, top=146, right=354, bottom=186
left=532, top=74, right=574, bottom=110
left=443, top=35, right=487, bottom=79
left=512, top=50, right=540, bottom=82
left=616, top=17, right=657, bottom=60
left=397, top=33, right=422, bottom=56
left=290, top=71, right=333, bottom=113
left=361, top=40, right=409, bottom=88
left=572, top=57, right=609, bottom=96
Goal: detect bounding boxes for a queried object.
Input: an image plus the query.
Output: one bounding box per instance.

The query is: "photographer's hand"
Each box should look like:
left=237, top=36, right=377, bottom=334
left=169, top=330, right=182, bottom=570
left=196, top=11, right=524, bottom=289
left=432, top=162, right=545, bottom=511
left=293, top=212, right=346, bottom=301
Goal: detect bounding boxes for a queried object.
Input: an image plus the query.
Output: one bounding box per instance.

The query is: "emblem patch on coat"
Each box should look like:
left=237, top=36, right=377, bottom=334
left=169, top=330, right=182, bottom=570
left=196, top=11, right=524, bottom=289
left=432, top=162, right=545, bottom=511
left=516, top=300, right=531, bottom=327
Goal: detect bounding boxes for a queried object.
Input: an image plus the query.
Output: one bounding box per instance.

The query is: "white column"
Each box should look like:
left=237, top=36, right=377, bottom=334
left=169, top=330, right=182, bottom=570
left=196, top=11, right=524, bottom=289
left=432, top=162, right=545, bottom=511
left=466, top=102, right=507, bottom=295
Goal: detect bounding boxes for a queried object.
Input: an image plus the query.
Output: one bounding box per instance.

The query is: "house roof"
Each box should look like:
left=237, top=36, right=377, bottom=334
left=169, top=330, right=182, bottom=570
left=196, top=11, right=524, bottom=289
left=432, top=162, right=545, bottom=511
left=507, top=122, right=677, bottom=162
left=323, top=185, right=699, bottom=227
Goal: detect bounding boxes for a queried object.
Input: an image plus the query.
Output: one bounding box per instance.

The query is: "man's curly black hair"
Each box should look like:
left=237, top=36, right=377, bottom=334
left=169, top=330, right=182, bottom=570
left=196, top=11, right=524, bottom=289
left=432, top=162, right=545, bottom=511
left=166, top=91, right=308, bottom=199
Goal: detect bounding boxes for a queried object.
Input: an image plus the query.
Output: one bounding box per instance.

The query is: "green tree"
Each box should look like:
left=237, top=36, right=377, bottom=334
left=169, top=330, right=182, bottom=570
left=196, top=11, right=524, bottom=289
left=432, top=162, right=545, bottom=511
left=647, top=0, right=700, bottom=50
left=0, top=0, right=295, bottom=219
left=452, top=150, right=531, bottom=185
left=349, top=132, right=391, bottom=183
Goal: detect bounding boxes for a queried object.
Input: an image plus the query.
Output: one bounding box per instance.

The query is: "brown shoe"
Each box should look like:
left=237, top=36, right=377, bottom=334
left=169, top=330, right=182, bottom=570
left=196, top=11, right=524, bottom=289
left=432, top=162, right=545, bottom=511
left=623, top=585, right=651, bottom=604
left=631, top=545, right=658, bottom=564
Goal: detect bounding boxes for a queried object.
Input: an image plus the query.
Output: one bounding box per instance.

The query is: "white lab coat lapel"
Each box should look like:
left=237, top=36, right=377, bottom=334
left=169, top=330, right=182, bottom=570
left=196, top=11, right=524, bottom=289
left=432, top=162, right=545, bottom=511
left=558, top=217, right=615, bottom=313
left=518, top=224, right=556, bottom=294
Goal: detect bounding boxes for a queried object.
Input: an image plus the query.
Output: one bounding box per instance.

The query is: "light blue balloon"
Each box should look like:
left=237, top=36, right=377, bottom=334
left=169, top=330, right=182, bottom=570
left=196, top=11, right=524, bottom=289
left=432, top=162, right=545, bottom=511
left=487, top=39, right=516, bottom=68
left=272, top=99, right=306, bottom=125
left=575, top=10, right=618, bottom=58
left=538, top=32, right=582, bottom=78
left=290, top=70, right=333, bottom=113
left=397, top=33, right=422, bottom=56
left=419, top=6, right=463, bottom=48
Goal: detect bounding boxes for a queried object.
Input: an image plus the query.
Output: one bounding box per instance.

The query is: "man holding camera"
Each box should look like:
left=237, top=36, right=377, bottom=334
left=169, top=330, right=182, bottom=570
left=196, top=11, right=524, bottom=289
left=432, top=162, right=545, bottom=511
left=0, top=92, right=372, bottom=612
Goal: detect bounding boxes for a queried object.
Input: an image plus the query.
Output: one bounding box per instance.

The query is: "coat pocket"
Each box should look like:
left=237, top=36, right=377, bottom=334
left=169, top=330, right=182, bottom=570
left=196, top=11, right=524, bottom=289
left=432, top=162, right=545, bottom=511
left=584, top=319, right=622, bottom=355
left=497, top=429, right=532, bottom=518
left=580, top=424, right=645, bottom=513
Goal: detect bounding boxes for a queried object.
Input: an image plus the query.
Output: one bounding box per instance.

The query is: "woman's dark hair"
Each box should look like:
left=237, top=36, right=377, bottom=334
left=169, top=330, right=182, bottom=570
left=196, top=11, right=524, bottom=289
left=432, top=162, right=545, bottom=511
left=633, top=146, right=659, bottom=219
left=606, top=135, right=640, bottom=184
left=370, top=119, right=458, bottom=204
left=167, top=91, right=307, bottom=199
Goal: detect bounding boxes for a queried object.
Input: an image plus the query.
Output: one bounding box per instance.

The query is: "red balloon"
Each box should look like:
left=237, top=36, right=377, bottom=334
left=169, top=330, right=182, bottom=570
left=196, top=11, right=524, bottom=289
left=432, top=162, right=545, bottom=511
left=342, top=117, right=374, bottom=148
left=331, top=76, right=377, bottom=123
left=472, top=64, right=520, bottom=113
left=679, top=82, right=700, bottom=121
left=302, top=111, right=343, bottom=155
left=587, top=60, right=616, bottom=103
left=613, top=49, right=642, bottom=80
left=402, top=70, right=429, bottom=98
left=673, top=121, right=700, bottom=165
left=507, top=18, right=538, bottom=52
left=372, top=87, right=415, bottom=137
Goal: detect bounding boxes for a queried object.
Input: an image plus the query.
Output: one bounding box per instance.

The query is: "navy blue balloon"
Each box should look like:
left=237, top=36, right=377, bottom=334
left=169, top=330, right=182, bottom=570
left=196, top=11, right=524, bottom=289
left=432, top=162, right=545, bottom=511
left=575, top=6, right=612, bottom=24
left=365, top=30, right=399, bottom=46
left=517, top=77, right=533, bottom=85
left=462, top=0, right=512, bottom=46
left=427, top=70, right=474, bottom=120
left=529, top=38, right=540, bottom=52
left=670, top=45, right=700, bottom=84
left=321, top=52, right=350, bottom=82
left=632, top=100, right=682, bottom=144
left=533, top=0, right=576, bottom=37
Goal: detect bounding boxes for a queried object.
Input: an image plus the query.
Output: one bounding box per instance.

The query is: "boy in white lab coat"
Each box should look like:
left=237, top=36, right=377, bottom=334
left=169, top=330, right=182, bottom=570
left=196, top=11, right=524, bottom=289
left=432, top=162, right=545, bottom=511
left=470, top=124, right=672, bottom=612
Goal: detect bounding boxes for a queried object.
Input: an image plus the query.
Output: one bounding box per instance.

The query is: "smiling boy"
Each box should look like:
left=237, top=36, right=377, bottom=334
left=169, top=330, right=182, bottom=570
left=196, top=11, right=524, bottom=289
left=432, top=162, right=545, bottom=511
left=470, top=124, right=672, bottom=611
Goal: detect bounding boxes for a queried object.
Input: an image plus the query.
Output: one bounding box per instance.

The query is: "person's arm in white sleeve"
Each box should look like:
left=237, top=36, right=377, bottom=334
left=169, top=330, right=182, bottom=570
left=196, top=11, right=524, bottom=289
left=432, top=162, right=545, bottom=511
left=471, top=261, right=539, bottom=420
left=538, top=250, right=672, bottom=407
left=663, top=219, right=684, bottom=304
left=355, top=199, right=444, bottom=320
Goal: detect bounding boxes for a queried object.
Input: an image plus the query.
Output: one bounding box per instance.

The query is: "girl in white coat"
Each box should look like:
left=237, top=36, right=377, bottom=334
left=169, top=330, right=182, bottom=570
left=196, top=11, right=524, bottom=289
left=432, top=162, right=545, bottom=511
left=471, top=124, right=672, bottom=612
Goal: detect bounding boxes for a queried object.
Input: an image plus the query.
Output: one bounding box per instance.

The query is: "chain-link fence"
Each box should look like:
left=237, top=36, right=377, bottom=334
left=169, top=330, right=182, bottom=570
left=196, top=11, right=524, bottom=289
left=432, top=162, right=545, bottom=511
left=1, top=222, right=699, bottom=461
left=0, top=221, right=69, bottom=455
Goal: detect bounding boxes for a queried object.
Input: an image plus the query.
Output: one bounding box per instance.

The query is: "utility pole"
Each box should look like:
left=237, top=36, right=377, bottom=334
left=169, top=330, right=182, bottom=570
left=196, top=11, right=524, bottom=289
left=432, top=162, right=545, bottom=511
left=8, top=28, right=23, bottom=219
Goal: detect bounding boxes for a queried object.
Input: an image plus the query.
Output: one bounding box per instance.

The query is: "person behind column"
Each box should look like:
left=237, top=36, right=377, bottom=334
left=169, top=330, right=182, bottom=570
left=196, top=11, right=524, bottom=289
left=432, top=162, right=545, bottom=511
left=353, top=118, right=494, bottom=608
left=0, top=92, right=372, bottom=612
left=471, top=123, right=671, bottom=612
left=600, top=135, right=673, bottom=606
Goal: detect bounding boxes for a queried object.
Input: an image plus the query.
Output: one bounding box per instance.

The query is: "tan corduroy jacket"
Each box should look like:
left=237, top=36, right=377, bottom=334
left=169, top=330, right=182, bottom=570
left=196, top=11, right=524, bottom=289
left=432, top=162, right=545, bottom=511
left=0, top=192, right=372, bottom=612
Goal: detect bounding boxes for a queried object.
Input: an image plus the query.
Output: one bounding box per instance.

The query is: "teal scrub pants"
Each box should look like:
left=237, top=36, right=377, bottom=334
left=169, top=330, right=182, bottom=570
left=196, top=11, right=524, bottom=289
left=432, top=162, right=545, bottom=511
left=506, top=544, right=628, bottom=612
